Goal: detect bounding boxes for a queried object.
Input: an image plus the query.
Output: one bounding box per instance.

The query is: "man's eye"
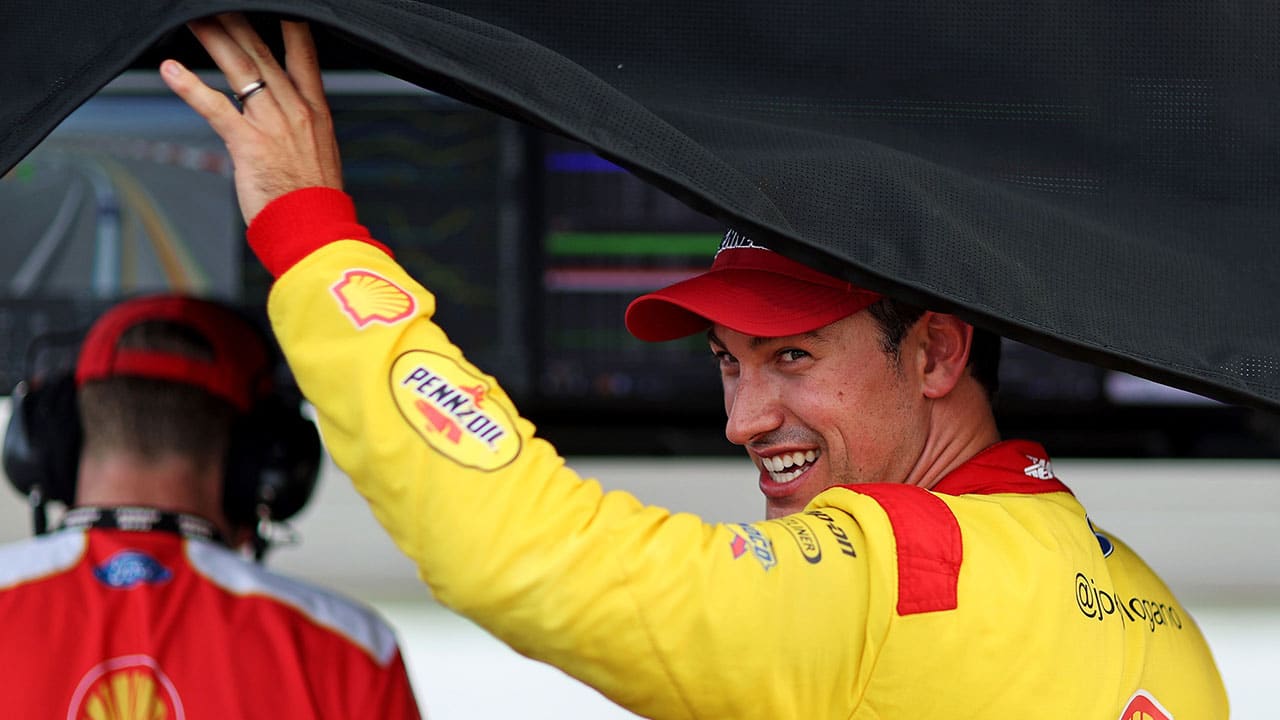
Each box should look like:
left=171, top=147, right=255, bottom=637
left=779, top=349, right=810, bottom=362
left=712, top=350, right=738, bottom=369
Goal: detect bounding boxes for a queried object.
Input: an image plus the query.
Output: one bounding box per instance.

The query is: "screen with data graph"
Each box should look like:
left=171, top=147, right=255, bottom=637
left=2, top=72, right=1274, bottom=458
left=524, top=133, right=1276, bottom=457
left=536, top=133, right=726, bottom=419
left=248, top=73, right=533, bottom=394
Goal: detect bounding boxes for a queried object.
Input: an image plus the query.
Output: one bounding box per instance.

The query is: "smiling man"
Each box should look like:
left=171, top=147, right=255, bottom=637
left=160, top=14, right=1228, bottom=718
left=626, top=231, right=1003, bottom=519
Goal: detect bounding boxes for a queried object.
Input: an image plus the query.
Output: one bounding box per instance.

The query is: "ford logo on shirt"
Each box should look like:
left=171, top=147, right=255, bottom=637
left=93, top=551, right=172, bottom=589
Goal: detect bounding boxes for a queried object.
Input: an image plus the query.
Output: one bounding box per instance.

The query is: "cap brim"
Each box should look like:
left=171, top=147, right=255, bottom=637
left=625, top=268, right=879, bottom=342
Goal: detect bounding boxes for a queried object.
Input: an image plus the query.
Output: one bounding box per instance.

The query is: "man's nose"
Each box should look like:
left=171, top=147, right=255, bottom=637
left=724, top=373, right=784, bottom=446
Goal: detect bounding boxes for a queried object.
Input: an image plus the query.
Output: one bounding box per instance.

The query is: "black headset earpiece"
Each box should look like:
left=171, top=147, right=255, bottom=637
left=225, top=390, right=323, bottom=559
left=3, top=374, right=82, bottom=533
left=223, top=310, right=325, bottom=548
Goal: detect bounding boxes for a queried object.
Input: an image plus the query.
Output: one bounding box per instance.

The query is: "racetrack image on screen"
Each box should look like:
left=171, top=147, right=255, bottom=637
left=2, top=95, right=239, bottom=301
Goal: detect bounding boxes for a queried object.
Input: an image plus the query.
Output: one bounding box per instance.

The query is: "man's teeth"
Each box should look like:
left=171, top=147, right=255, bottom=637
left=762, top=451, right=818, bottom=484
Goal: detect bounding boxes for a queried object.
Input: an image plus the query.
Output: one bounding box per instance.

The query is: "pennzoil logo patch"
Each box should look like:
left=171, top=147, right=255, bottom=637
left=391, top=351, right=521, bottom=470
left=331, top=269, right=416, bottom=329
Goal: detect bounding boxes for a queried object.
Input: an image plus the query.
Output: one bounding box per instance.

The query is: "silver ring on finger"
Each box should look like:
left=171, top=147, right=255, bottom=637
left=234, top=79, right=268, bottom=105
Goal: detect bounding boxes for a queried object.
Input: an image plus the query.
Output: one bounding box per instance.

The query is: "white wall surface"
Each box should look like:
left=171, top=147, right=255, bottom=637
left=0, top=398, right=1276, bottom=717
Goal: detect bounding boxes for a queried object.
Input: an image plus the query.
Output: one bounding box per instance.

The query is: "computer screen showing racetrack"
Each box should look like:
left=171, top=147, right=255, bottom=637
left=0, top=76, right=241, bottom=385
left=0, top=71, right=530, bottom=397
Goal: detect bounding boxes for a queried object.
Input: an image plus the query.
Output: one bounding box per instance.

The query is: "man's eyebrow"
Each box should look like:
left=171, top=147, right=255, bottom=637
left=706, top=328, right=828, bottom=350
left=753, top=329, right=828, bottom=349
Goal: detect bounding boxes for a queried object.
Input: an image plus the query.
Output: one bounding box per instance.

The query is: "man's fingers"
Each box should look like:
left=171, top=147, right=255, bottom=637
left=159, top=60, right=245, bottom=142
left=282, top=20, right=327, bottom=110
left=279, top=19, right=340, bottom=187
left=163, top=13, right=343, bottom=221
left=186, top=15, right=285, bottom=123
left=187, top=18, right=264, bottom=96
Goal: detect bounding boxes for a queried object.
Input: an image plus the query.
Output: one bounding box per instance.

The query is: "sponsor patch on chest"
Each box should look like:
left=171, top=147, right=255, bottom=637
left=729, top=523, right=777, bottom=571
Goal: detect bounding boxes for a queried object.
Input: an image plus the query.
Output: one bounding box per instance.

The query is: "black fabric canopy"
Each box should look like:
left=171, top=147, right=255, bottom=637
left=4, top=1, right=1279, bottom=413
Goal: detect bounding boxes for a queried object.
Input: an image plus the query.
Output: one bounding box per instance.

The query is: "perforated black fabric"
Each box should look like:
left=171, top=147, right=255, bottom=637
left=2, top=0, right=1278, bottom=411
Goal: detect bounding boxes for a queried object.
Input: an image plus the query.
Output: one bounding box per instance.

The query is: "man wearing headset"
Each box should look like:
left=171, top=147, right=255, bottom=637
left=158, top=14, right=1227, bottom=719
left=0, top=293, right=421, bottom=718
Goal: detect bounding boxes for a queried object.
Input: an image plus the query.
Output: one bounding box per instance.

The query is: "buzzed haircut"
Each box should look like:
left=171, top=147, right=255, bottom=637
left=77, top=320, right=237, bottom=464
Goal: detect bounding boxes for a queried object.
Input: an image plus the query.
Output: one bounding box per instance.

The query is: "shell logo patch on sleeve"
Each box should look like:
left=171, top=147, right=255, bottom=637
left=391, top=350, right=521, bottom=470
left=70, top=655, right=184, bottom=719
left=1119, top=690, right=1173, bottom=720
left=331, top=268, right=417, bottom=329
left=93, top=551, right=172, bottom=589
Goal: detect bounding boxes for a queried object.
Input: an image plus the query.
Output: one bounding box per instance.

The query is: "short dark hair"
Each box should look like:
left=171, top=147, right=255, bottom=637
left=78, top=320, right=236, bottom=464
left=865, top=298, right=1001, bottom=400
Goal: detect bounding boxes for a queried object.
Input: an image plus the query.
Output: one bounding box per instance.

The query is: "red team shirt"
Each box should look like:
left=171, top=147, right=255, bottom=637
left=0, top=517, right=421, bottom=718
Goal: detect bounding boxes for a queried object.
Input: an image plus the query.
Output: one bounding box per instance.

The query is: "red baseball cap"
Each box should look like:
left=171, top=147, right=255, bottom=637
left=625, top=230, right=882, bottom=342
left=75, top=295, right=270, bottom=412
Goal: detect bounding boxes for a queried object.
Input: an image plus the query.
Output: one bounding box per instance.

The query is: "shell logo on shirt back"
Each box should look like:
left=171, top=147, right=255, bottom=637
left=70, top=655, right=184, bottom=720
left=390, top=350, right=521, bottom=470
left=1120, top=690, right=1173, bottom=720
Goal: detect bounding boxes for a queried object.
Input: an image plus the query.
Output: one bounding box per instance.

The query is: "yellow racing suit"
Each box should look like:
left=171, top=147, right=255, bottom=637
left=249, top=188, right=1227, bottom=720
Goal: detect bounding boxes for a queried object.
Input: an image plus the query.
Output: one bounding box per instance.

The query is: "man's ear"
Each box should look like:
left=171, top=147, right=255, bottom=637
left=918, top=312, right=974, bottom=399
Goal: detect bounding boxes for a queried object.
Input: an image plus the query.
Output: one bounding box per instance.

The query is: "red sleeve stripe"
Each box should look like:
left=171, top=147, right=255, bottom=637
left=246, top=187, right=392, bottom=278
left=844, top=484, right=962, bottom=616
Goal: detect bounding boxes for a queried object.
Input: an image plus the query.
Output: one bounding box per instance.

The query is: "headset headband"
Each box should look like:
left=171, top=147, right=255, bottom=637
left=74, top=295, right=270, bottom=412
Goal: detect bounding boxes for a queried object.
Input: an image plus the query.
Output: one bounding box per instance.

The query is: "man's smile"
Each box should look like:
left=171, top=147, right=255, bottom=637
left=760, top=449, right=819, bottom=483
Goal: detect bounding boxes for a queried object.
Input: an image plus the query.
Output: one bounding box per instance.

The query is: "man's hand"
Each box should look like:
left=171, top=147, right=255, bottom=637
left=160, top=14, right=343, bottom=224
